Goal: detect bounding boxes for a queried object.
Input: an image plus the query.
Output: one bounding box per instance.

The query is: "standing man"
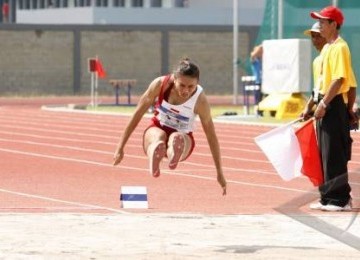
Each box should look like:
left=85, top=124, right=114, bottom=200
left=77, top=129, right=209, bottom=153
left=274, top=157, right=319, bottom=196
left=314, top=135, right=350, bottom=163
left=309, top=6, right=357, bottom=211
left=250, top=44, right=263, bottom=106
left=301, top=21, right=327, bottom=120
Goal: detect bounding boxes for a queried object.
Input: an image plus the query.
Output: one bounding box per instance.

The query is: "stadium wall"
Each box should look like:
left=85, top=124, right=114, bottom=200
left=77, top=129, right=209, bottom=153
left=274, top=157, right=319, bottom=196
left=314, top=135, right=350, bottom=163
left=0, top=24, right=258, bottom=97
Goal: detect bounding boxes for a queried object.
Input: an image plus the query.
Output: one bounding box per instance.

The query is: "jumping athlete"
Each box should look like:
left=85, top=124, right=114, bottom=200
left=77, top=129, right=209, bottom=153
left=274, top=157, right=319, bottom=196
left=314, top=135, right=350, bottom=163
left=113, top=58, right=227, bottom=195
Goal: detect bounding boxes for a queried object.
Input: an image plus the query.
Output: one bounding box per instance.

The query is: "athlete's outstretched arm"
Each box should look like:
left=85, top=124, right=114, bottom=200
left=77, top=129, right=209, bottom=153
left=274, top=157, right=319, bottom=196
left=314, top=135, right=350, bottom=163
left=113, top=77, right=162, bottom=166
left=196, top=93, right=227, bottom=195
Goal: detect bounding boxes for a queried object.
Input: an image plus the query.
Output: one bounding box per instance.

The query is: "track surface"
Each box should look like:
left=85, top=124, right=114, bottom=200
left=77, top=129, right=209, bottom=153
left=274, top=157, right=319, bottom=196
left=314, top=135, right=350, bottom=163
left=0, top=97, right=359, bottom=215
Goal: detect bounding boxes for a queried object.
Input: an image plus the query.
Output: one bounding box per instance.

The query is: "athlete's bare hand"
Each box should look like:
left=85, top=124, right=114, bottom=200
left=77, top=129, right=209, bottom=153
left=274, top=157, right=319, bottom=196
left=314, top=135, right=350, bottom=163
left=113, top=148, right=124, bottom=166
left=217, top=174, right=227, bottom=195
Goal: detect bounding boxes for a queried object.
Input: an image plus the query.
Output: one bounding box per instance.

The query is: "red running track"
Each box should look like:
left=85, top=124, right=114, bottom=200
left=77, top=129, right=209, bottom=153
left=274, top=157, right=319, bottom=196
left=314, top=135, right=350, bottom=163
left=0, top=98, right=359, bottom=215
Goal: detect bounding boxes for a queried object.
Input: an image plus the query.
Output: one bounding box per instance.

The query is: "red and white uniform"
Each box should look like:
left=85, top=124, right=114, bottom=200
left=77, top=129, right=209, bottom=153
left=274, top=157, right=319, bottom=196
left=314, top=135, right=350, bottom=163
left=153, top=79, right=202, bottom=134
left=144, top=75, right=200, bottom=157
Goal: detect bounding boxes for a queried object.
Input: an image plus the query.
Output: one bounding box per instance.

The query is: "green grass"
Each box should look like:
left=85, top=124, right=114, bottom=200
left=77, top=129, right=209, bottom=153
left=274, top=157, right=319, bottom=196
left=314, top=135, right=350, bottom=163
left=210, top=105, right=253, bottom=117
left=86, top=104, right=250, bottom=116
left=85, top=104, right=293, bottom=124
left=86, top=105, right=137, bottom=114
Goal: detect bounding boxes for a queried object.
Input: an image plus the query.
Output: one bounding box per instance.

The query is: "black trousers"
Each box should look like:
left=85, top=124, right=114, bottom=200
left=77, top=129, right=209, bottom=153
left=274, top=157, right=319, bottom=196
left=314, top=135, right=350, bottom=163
left=316, top=94, right=352, bottom=207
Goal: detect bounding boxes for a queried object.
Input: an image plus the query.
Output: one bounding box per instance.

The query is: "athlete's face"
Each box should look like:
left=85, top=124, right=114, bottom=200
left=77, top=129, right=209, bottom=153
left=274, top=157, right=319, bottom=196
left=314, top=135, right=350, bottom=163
left=173, top=75, right=198, bottom=99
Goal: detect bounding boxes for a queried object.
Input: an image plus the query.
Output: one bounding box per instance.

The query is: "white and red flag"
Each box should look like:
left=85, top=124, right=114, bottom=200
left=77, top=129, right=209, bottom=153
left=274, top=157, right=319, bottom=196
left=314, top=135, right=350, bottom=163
left=255, top=119, right=323, bottom=186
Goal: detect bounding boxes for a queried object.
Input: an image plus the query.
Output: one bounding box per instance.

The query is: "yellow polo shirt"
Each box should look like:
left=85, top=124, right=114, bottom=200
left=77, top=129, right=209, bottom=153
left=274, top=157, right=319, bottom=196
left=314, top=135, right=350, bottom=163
left=319, top=37, right=357, bottom=103
left=313, top=45, right=327, bottom=86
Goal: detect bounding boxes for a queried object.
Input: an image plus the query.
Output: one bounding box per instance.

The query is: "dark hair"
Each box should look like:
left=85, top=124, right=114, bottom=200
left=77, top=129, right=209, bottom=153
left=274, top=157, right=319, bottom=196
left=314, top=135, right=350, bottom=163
left=328, top=19, right=341, bottom=30
left=173, top=58, right=200, bottom=80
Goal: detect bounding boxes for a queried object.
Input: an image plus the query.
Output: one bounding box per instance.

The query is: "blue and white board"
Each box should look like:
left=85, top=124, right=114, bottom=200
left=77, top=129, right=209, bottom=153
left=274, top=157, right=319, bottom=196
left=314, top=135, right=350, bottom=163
left=120, top=186, right=148, bottom=209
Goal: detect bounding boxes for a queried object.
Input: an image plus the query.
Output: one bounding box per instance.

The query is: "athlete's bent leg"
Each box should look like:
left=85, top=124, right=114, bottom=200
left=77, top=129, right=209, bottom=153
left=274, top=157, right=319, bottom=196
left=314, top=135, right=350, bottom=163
left=143, top=127, right=167, bottom=177
left=167, top=132, right=192, bottom=170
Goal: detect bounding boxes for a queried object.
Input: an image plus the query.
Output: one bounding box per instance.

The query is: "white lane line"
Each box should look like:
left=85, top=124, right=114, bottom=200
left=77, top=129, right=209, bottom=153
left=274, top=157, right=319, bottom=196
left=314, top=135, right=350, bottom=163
left=2, top=121, right=359, bottom=155
left=0, top=130, right=115, bottom=145
left=0, top=137, right=112, bottom=155
left=0, top=139, right=279, bottom=177
left=1, top=147, right=355, bottom=194
left=0, top=188, right=129, bottom=214
left=0, top=206, right=105, bottom=211
left=0, top=124, right=117, bottom=140
left=1, top=140, right=360, bottom=185
left=161, top=170, right=318, bottom=194
left=0, top=128, right=265, bottom=154
left=0, top=135, right=268, bottom=163
left=162, top=170, right=360, bottom=198
left=1, top=137, right=360, bottom=178
left=0, top=147, right=141, bottom=170
left=0, top=114, right=266, bottom=139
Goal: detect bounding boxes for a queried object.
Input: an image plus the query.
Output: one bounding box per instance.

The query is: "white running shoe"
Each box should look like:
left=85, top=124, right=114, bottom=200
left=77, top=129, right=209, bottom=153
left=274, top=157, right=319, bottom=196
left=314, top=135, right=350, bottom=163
left=321, top=200, right=352, bottom=212
left=168, top=135, right=185, bottom=170
left=147, top=141, right=166, bottom=177
left=309, top=201, right=325, bottom=210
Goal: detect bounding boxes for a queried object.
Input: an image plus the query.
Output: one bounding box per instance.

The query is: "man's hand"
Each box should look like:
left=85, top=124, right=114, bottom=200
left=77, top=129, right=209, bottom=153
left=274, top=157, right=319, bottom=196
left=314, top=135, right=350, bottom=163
left=314, top=100, right=327, bottom=119
left=349, top=109, right=359, bottom=130
left=300, top=109, right=313, bottom=121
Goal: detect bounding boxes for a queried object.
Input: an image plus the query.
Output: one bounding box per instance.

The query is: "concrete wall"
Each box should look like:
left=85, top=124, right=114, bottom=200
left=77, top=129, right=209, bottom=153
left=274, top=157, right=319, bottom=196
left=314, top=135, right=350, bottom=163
left=0, top=24, right=257, bottom=97
left=0, top=29, right=74, bottom=95
left=81, top=30, right=163, bottom=96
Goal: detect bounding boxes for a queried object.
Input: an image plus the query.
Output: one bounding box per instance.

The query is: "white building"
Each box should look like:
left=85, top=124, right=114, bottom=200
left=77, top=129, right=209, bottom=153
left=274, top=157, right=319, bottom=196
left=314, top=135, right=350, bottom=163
left=14, top=0, right=266, bottom=25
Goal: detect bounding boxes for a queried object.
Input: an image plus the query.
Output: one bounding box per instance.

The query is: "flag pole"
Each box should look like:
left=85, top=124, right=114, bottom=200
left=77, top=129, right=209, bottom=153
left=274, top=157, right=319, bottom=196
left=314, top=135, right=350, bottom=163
left=279, top=117, right=303, bottom=128
left=95, top=55, right=99, bottom=108
left=91, top=69, right=95, bottom=108
left=233, top=0, right=239, bottom=105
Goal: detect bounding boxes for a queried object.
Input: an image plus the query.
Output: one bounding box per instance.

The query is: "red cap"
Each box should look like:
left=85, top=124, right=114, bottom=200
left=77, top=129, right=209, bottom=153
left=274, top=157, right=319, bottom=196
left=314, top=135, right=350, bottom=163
left=310, top=6, right=344, bottom=26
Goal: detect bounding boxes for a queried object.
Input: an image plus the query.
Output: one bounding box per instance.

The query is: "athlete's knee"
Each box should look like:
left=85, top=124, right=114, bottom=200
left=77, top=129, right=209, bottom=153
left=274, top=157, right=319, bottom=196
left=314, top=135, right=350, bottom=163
left=143, top=127, right=167, bottom=152
left=146, top=127, right=167, bottom=141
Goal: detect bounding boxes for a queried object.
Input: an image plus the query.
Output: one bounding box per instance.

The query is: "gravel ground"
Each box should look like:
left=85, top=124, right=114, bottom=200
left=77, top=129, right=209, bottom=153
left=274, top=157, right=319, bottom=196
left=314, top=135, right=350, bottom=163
left=0, top=213, right=359, bottom=259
